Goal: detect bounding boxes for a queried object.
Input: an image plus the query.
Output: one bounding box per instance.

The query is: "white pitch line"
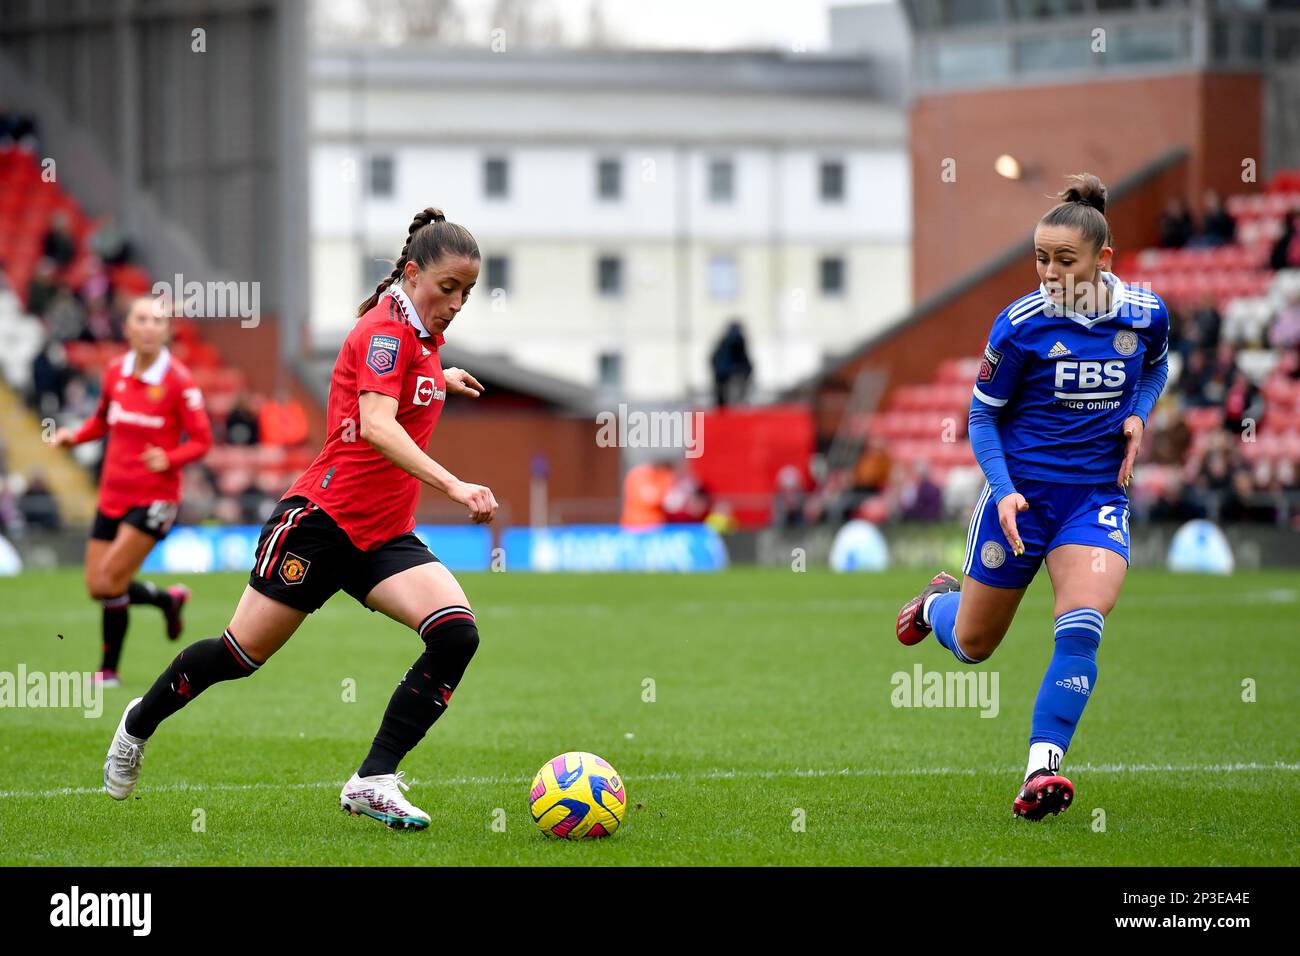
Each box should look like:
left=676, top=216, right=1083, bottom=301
left=2, top=761, right=1295, bottom=801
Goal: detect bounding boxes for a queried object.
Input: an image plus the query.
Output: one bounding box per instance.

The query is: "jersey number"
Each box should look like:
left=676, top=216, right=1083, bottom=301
left=1098, top=505, right=1129, bottom=533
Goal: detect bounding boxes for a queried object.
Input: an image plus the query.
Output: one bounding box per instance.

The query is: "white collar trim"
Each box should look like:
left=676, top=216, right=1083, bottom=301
left=1041, top=271, right=1127, bottom=328
left=386, top=283, right=430, bottom=339
left=121, top=347, right=171, bottom=385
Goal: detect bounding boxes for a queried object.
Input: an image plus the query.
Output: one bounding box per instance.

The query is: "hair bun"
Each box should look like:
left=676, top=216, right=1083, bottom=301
left=1058, top=173, right=1107, bottom=215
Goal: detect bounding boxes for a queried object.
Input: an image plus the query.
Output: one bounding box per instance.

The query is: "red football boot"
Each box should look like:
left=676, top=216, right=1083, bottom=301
left=895, top=572, right=960, bottom=646
left=1013, top=768, right=1074, bottom=821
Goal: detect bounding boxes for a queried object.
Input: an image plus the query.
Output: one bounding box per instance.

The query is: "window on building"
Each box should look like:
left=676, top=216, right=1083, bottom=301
left=597, top=255, right=623, bottom=296
left=708, top=254, right=739, bottom=300
left=484, top=156, right=509, bottom=198
left=485, top=255, right=510, bottom=294
left=598, top=351, right=622, bottom=388
left=708, top=158, right=735, bottom=202
left=820, top=256, right=846, bottom=297
left=819, top=159, right=846, bottom=202
left=368, top=156, right=394, bottom=197
left=597, top=157, right=622, bottom=200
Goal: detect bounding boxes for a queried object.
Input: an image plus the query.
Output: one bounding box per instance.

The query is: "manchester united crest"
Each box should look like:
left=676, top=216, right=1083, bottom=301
left=279, top=552, right=310, bottom=585
left=148, top=385, right=164, bottom=402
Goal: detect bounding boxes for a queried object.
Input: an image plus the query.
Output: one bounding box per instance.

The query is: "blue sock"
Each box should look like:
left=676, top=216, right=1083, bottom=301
left=1030, top=608, right=1103, bottom=751
left=925, top=591, right=976, bottom=664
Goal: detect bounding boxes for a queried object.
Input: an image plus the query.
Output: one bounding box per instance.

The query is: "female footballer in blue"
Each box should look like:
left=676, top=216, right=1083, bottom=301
left=894, top=173, right=1169, bottom=820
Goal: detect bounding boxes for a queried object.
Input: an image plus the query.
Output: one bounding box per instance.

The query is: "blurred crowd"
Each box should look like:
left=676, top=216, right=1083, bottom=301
left=0, top=122, right=309, bottom=537
left=767, top=189, right=1300, bottom=532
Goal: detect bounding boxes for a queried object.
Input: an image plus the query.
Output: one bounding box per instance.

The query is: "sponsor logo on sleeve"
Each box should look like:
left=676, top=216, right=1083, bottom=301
left=366, top=334, right=401, bottom=376
left=977, top=344, right=1003, bottom=383
left=412, top=375, right=445, bottom=406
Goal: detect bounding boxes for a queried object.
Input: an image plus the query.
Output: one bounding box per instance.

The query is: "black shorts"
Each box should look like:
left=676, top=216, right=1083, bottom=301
left=91, top=503, right=178, bottom=542
left=248, top=496, right=439, bottom=613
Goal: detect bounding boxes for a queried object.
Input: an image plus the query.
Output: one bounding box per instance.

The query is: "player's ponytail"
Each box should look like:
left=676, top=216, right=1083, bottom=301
left=1040, top=172, right=1113, bottom=254
left=356, top=206, right=480, bottom=317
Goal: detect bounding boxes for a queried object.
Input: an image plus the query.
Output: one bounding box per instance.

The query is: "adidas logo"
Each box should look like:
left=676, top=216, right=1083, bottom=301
left=421, top=346, right=431, bottom=356
left=1056, top=675, right=1091, bottom=696
left=1108, top=528, right=1125, bottom=544
left=1047, top=341, right=1071, bottom=358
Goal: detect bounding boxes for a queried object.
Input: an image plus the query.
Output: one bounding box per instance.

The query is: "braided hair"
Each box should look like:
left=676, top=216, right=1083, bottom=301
left=357, top=206, right=480, bottom=317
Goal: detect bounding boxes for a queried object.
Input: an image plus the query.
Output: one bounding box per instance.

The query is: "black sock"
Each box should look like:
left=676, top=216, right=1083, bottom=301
left=358, top=607, right=479, bottom=778
left=125, top=629, right=262, bottom=739
left=127, top=580, right=171, bottom=609
left=100, top=594, right=130, bottom=671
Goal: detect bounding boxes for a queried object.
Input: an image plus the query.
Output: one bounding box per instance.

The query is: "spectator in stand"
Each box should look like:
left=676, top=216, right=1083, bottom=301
left=1270, top=211, right=1300, bottom=271
left=1189, top=189, right=1236, bottom=247
left=26, top=258, right=60, bottom=318
left=178, top=467, right=218, bottom=526
left=897, top=460, right=943, bottom=522
left=1191, top=297, right=1222, bottom=351
left=1179, top=349, right=1212, bottom=406
left=0, top=474, right=22, bottom=537
left=771, top=464, right=808, bottom=529
left=41, top=211, right=77, bottom=269
left=0, top=112, right=39, bottom=150
left=1148, top=473, right=1207, bottom=523
left=43, top=286, right=87, bottom=342
left=89, top=215, right=132, bottom=267
left=853, top=437, right=892, bottom=495
left=1194, top=432, right=1235, bottom=496
left=1270, top=289, right=1300, bottom=349
left=82, top=287, right=116, bottom=342
left=1220, top=467, right=1275, bottom=524
left=18, top=470, right=61, bottom=530
left=1148, top=405, right=1190, bottom=465
left=710, top=320, right=753, bottom=408
left=1223, top=368, right=1264, bottom=436
left=258, top=386, right=309, bottom=446
left=223, top=393, right=261, bottom=446
left=620, top=459, right=675, bottom=528
left=1158, top=196, right=1194, bottom=249
left=662, top=466, right=710, bottom=524
left=30, top=339, right=70, bottom=416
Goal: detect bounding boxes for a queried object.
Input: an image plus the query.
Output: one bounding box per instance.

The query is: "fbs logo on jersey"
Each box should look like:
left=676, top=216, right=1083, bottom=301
left=977, top=344, right=1003, bottom=383
left=279, top=553, right=310, bottom=586
left=366, top=334, right=401, bottom=376
left=413, top=375, right=445, bottom=406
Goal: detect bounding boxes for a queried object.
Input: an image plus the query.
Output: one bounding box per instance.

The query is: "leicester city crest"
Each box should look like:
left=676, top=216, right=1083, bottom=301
left=1113, top=330, right=1138, bottom=356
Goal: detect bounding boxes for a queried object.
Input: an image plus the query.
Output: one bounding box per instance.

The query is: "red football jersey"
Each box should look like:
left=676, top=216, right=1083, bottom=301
left=286, top=286, right=448, bottom=550
left=72, top=347, right=213, bottom=517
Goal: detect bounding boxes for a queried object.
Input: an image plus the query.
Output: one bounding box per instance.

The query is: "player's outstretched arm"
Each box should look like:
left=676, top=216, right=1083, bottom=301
left=357, top=390, right=498, bottom=523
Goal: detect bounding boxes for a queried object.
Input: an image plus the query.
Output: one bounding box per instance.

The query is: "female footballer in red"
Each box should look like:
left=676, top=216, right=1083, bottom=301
left=54, top=296, right=213, bottom=688
left=101, top=207, right=498, bottom=829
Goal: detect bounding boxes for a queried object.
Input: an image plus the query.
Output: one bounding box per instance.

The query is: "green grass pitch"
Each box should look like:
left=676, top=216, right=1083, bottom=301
left=0, top=567, right=1296, bottom=866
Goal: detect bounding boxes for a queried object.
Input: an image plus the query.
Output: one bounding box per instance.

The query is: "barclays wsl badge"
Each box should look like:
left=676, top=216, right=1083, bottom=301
left=980, top=541, right=1006, bottom=568
left=1113, top=330, right=1138, bottom=356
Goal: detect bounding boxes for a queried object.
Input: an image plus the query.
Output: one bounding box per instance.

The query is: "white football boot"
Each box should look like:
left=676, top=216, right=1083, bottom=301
left=103, top=697, right=147, bottom=800
left=340, top=770, right=430, bottom=830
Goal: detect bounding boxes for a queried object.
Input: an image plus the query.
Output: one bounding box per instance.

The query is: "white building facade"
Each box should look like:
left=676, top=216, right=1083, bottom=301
left=310, top=48, right=910, bottom=401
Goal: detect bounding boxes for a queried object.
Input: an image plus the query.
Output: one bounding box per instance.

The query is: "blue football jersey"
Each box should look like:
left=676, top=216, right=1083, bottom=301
left=971, top=271, right=1169, bottom=484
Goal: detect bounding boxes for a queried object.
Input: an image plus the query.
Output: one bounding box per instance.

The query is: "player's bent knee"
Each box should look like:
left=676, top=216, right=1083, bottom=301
left=416, top=606, right=480, bottom=686
left=957, top=627, right=1006, bottom=662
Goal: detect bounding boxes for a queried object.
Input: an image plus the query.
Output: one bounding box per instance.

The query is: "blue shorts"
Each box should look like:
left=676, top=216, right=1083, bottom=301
left=962, top=478, right=1130, bottom=589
